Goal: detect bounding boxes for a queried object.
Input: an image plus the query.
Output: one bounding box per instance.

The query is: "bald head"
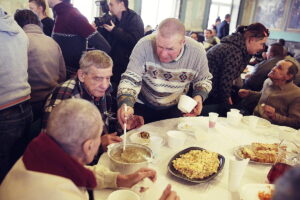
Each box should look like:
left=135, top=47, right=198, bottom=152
left=47, top=99, right=103, bottom=157
left=157, top=18, right=185, bottom=39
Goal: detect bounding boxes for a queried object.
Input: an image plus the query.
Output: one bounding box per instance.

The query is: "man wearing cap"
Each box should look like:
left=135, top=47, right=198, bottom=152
left=239, top=58, right=300, bottom=129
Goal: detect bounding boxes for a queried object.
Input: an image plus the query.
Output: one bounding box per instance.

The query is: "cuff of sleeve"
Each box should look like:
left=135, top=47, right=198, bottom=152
left=117, top=95, right=135, bottom=108
left=193, top=91, right=208, bottom=101
left=88, top=165, right=120, bottom=189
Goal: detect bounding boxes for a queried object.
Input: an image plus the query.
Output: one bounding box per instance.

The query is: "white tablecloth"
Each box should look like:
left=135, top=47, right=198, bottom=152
left=94, top=116, right=299, bottom=200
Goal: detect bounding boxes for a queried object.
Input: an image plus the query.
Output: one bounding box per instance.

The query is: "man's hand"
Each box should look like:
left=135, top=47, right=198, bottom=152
left=238, top=89, right=250, bottom=98
left=262, top=104, right=276, bottom=120
left=227, top=96, right=233, bottom=105
left=126, top=115, right=144, bottom=130
left=117, top=168, right=156, bottom=188
left=183, top=95, right=202, bottom=117
left=103, top=20, right=115, bottom=32
left=159, top=184, right=180, bottom=200
left=101, top=133, right=122, bottom=151
left=117, top=104, right=144, bottom=130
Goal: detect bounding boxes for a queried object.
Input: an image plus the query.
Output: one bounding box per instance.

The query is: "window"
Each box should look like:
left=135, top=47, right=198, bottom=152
left=72, top=0, right=96, bottom=23
left=141, top=0, right=181, bottom=29
left=207, top=0, right=232, bottom=30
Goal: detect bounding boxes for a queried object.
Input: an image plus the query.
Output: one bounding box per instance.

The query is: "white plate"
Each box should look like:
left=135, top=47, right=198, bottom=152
left=240, top=184, right=274, bottom=200
left=129, top=131, right=164, bottom=146
left=242, top=116, right=271, bottom=128
left=233, top=145, right=273, bottom=165
left=177, top=122, right=197, bottom=136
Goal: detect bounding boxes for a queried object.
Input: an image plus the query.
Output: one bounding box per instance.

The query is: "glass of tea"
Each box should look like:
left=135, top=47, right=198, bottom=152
left=267, top=141, right=300, bottom=183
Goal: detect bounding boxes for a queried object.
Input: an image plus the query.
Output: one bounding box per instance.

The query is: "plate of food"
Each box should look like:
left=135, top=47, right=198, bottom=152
left=168, top=147, right=225, bottom=183
left=233, top=143, right=286, bottom=165
left=240, top=184, right=274, bottom=200
left=129, top=131, right=164, bottom=146
left=242, top=116, right=271, bottom=128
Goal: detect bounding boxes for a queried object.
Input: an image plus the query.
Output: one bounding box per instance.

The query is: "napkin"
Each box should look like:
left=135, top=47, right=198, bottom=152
left=228, top=157, right=249, bottom=192
left=131, top=177, right=154, bottom=194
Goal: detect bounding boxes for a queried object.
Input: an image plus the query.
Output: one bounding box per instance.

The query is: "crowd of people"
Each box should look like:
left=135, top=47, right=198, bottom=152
left=0, top=0, right=300, bottom=199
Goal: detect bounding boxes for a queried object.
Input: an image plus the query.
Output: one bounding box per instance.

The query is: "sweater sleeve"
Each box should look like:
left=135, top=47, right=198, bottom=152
left=86, top=164, right=119, bottom=189
left=117, top=39, right=146, bottom=108
left=273, top=97, right=300, bottom=129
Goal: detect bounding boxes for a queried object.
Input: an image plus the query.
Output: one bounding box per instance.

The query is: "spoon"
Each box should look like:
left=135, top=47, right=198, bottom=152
left=123, top=104, right=128, bottom=152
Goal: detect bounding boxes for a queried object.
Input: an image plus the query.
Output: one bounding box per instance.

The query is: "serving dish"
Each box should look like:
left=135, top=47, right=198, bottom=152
left=167, top=147, right=225, bottom=183
left=107, top=143, right=153, bottom=174
left=240, top=184, right=274, bottom=200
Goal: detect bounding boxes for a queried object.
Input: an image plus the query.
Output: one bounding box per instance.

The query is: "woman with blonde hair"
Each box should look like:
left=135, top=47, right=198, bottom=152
left=28, top=0, right=54, bottom=36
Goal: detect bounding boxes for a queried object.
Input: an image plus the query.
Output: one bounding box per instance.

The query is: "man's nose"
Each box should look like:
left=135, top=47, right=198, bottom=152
left=100, top=79, right=110, bottom=89
left=160, top=49, right=168, bottom=57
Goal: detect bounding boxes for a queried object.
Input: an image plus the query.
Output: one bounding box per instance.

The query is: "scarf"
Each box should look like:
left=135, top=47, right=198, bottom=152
left=23, top=133, right=97, bottom=189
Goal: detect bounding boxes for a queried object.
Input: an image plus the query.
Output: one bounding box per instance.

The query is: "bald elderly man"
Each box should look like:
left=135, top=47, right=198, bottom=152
left=117, top=18, right=212, bottom=125
left=0, top=99, right=179, bottom=200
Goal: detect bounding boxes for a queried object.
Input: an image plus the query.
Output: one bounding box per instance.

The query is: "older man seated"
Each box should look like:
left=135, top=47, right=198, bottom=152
left=0, top=99, right=179, bottom=200
left=239, top=58, right=300, bottom=129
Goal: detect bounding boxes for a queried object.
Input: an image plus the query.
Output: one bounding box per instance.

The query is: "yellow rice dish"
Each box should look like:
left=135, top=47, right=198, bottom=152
left=172, top=150, right=220, bottom=179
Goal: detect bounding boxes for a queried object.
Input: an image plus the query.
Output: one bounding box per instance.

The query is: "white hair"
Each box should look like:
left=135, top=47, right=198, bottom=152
left=47, top=99, right=103, bottom=157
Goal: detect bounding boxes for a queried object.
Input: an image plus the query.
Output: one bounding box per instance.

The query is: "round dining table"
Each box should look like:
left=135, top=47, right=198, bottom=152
left=94, top=116, right=300, bottom=200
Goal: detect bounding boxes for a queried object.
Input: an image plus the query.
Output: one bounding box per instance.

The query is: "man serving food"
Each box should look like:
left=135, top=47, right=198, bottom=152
left=117, top=18, right=212, bottom=125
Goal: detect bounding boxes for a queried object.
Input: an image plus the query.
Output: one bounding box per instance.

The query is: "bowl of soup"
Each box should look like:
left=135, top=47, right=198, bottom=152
left=107, top=143, right=153, bottom=174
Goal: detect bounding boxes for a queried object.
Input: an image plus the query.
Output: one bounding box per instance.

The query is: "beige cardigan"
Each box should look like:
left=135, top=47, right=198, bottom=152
left=0, top=158, right=119, bottom=200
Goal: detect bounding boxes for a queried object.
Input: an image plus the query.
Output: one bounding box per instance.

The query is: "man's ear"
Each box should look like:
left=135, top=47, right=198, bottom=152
left=82, top=139, right=93, bottom=160
left=286, top=73, right=293, bottom=82
left=77, top=69, right=85, bottom=82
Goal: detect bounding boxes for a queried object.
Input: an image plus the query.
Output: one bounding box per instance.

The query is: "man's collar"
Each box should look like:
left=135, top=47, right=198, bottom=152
left=173, top=45, right=185, bottom=62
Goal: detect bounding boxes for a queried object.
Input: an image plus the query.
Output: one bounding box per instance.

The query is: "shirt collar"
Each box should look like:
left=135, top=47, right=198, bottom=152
left=173, top=45, right=185, bottom=62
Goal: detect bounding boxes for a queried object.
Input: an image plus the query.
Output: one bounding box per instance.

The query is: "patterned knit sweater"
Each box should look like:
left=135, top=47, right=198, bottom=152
left=117, top=34, right=212, bottom=110
left=206, top=32, right=252, bottom=104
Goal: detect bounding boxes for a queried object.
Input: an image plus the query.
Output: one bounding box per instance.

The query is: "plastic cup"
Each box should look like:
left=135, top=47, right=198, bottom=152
left=177, top=95, right=197, bottom=113
left=107, top=189, right=140, bottom=200
left=166, top=130, right=187, bottom=149
left=209, top=112, right=219, bottom=128
left=228, top=157, right=249, bottom=192
left=248, top=115, right=259, bottom=128
left=230, top=109, right=240, bottom=114
left=227, top=112, right=243, bottom=126
left=148, top=136, right=163, bottom=155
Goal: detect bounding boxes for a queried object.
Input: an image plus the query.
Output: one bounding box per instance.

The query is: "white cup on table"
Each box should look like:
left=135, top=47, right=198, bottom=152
left=177, top=95, right=197, bottom=113
left=227, top=112, right=243, bottom=126
left=228, top=157, right=249, bottom=192
left=167, top=130, right=187, bottom=149
left=208, top=112, right=219, bottom=128
left=248, top=115, right=259, bottom=128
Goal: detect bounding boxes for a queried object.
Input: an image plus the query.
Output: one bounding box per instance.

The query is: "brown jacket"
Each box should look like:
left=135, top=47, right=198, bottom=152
left=251, top=78, right=300, bottom=129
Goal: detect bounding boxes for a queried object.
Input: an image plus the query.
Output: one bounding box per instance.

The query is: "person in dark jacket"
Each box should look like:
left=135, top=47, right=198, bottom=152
left=205, top=23, right=269, bottom=115
left=99, top=0, right=144, bottom=89
left=47, top=0, right=111, bottom=79
left=28, top=0, right=54, bottom=37
left=244, top=43, right=285, bottom=91
left=217, top=14, right=231, bottom=39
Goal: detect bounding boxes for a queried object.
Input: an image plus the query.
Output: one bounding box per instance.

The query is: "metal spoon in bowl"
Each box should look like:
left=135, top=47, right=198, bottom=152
left=123, top=104, right=128, bottom=152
